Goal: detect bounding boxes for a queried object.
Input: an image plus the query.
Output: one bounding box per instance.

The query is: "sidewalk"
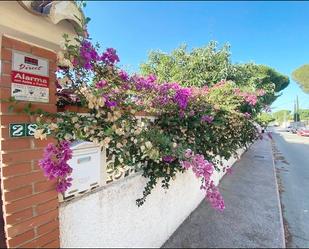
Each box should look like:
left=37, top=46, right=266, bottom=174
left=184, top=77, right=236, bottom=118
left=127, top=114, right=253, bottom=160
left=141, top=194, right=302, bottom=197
left=163, top=138, right=285, bottom=248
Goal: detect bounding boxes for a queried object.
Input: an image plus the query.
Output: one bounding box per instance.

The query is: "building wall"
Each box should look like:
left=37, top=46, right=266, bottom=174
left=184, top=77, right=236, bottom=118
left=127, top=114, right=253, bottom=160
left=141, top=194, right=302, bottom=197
left=0, top=2, right=82, bottom=247
left=0, top=36, right=59, bottom=248
left=59, top=148, right=245, bottom=248
left=0, top=1, right=80, bottom=51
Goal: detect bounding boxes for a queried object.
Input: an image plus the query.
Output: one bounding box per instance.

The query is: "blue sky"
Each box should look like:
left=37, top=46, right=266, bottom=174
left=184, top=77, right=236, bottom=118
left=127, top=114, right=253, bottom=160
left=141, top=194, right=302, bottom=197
left=84, top=1, right=309, bottom=112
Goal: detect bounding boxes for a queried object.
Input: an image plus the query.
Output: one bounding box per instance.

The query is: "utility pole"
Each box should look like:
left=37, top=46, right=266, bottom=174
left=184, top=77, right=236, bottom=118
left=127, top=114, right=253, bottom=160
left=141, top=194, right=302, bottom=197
left=294, top=99, right=296, bottom=122
left=296, top=96, right=300, bottom=121
left=293, top=96, right=300, bottom=123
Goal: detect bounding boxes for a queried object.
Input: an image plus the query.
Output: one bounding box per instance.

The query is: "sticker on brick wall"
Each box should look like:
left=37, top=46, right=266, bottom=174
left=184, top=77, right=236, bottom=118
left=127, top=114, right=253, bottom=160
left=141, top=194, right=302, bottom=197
left=9, top=123, right=51, bottom=138
left=12, top=71, right=49, bottom=87
left=12, top=51, right=49, bottom=76
left=11, top=83, right=49, bottom=103
left=11, top=51, right=49, bottom=103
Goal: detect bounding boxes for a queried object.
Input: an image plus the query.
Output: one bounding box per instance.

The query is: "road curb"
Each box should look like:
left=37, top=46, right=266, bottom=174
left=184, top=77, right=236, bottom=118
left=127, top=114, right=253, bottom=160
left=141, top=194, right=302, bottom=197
left=269, top=136, right=286, bottom=248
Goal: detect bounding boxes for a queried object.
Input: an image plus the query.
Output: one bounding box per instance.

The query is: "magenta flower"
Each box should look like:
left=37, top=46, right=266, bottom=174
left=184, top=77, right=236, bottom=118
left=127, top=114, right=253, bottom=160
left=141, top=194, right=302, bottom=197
left=180, top=161, right=191, bottom=170
left=101, top=48, right=119, bottom=65
left=56, top=178, right=73, bottom=193
left=184, top=149, right=193, bottom=159
left=234, top=89, right=259, bottom=106
left=205, top=181, right=225, bottom=211
left=245, top=94, right=258, bottom=106
left=105, top=99, right=118, bottom=108
left=201, top=115, right=214, bottom=124
left=80, top=40, right=100, bottom=70
left=96, top=80, right=107, bottom=89
left=244, top=112, right=251, bottom=119
left=133, top=74, right=157, bottom=91
left=119, top=70, right=129, bottom=81
left=162, top=155, right=175, bottom=163
left=39, top=141, right=73, bottom=193
left=179, top=110, right=185, bottom=119
left=173, top=87, right=192, bottom=110
left=226, top=167, right=233, bottom=175
left=181, top=149, right=224, bottom=211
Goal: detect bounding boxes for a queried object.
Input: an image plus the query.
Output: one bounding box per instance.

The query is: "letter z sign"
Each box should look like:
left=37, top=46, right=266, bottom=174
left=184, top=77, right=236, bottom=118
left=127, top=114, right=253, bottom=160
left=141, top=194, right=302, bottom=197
left=11, top=51, right=49, bottom=103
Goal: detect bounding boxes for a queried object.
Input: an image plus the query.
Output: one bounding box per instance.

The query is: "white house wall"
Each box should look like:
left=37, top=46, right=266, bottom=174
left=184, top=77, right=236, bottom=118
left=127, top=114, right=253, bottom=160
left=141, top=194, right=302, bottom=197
left=59, top=147, right=246, bottom=248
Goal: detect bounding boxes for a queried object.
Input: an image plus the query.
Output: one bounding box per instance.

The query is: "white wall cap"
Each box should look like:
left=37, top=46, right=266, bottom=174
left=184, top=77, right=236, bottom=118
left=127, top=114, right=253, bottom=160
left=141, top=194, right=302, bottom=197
left=70, top=140, right=100, bottom=151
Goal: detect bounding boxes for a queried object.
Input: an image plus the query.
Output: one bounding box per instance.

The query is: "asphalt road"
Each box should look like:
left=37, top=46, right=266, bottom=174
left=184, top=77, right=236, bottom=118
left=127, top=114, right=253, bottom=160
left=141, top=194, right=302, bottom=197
left=271, top=128, right=309, bottom=248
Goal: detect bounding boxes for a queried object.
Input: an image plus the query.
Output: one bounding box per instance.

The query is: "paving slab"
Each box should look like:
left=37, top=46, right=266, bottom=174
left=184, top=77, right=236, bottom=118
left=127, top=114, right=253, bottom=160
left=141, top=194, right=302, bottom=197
left=163, top=138, right=285, bottom=248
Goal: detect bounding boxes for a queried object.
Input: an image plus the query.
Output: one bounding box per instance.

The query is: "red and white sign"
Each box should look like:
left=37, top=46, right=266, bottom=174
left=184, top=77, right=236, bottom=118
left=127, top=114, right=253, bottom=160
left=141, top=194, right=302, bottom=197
left=11, top=71, right=49, bottom=87
left=11, top=51, right=50, bottom=103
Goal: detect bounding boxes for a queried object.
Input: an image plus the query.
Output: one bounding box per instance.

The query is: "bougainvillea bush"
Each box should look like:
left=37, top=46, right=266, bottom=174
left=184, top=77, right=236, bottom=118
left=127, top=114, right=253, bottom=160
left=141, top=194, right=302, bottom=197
left=30, top=26, right=270, bottom=211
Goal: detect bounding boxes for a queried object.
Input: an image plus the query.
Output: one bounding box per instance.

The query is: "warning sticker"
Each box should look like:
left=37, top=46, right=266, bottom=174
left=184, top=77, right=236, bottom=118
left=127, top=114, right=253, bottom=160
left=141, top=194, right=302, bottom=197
left=11, top=83, right=49, bottom=103
left=11, top=51, right=50, bottom=102
left=11, top=71, right=49, bottom=87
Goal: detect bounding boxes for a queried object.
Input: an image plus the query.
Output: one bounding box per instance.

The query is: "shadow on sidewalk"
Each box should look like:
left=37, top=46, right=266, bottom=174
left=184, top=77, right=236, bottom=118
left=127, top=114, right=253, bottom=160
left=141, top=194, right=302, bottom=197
left=163, top=138, right=285, bottom=248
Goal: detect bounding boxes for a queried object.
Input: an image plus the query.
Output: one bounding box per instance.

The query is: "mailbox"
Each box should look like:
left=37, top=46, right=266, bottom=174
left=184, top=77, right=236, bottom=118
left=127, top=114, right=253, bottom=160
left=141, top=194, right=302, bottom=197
left=63, top=141, right=105, bottom=200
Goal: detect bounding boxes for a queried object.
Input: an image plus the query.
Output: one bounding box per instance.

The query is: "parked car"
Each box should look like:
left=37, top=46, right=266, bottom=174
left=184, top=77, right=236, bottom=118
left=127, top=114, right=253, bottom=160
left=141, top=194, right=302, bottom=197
left=286, top=126, right=292, bottom=132
left=297, top=128, right=309, bottom=137
left=291, top=127, right=298, bottom=134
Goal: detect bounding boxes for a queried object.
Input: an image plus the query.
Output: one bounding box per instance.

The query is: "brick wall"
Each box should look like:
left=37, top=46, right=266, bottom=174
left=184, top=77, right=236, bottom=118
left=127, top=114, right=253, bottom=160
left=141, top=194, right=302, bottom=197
left=0, top=36, right=59, bottom=248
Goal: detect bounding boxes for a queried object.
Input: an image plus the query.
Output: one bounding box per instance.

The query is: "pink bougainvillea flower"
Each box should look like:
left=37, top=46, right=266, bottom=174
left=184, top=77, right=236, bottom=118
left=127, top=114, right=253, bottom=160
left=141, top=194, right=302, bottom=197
left=96, top=80, right=107, bottom=89
left=173, top=87, right=192, bottom=110
left=205, top=181, right=225, bottom=211
left=119, top=70, right=129, bottom=81
left=180, top=160, right=191, bottom=170
left=101, top=48, right=120, bottom=65
left=244, top=112, right=251, bottom=119
left=162, top=155, right=175, bottom=163
left=189, top=110, right=195, bottom=116
left=181, top=149, right=224, bottom=211
left=184, top=149, right=193, bottom=159
left=201, top=115, right=214, bottom=124
left=39, top=141, right=73, bottom=193
left=226, top=167, right=233, bottom=175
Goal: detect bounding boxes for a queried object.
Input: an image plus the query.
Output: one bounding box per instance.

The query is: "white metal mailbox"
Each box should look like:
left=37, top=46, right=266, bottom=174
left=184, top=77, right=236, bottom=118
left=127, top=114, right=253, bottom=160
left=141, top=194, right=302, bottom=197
left=63, top=141, right=104, bottom=200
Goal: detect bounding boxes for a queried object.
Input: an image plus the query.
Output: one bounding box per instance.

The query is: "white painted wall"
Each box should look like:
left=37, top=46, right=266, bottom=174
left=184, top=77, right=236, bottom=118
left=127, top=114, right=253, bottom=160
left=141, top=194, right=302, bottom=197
left=59, top=147, right=246, bottom=248
left=0, top=1, right=80, bottom=51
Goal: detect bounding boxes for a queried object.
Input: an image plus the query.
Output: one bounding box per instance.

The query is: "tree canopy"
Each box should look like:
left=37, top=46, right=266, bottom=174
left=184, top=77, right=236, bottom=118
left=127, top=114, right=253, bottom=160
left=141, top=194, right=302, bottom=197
left=292, top=64, right=309, bottom=94
left=140, top=41, right=289, bottom=106
left=140, top=42, right=234, bottom=87
left=299, top=109, right=309, bottom=120
left=256, top=112, right=275, bottom=127
left=272, top=109, right=309, bottom=124
left=272, top=110, right=292, bottom=124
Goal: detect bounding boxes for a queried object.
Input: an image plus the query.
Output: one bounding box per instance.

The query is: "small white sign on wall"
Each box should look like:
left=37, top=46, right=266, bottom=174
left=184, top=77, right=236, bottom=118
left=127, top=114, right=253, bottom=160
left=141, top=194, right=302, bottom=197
left=11, top=83, right=49, bottom=103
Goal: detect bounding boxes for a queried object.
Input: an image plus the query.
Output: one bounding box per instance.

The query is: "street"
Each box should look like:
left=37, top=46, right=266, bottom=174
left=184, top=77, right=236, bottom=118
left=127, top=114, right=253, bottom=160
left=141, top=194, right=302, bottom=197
left=271, top=128, right=309, bottom=248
